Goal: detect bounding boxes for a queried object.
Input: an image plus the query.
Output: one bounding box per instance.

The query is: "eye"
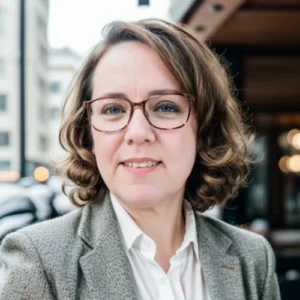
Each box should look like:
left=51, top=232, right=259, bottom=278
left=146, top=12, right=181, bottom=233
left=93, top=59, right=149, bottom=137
left=102, top=105, right=126, bottom=115
left=155, top=103, right=180, bottom=113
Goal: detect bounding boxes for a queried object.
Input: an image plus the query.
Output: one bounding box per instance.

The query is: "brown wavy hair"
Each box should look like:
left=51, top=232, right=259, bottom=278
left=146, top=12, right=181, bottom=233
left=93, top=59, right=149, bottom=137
left=58, top=18, right=255, bottom=212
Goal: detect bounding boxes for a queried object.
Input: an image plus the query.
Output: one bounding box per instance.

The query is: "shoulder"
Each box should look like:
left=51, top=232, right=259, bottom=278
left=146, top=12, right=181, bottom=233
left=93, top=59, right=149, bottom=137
left=196, top=213, right=279, bottom=294
left=196, top=214, right=280, bottom=299
left=20, top=207, right=83, bottom=241
left=0, top=207, right=87, bottom=299
left=0, top=207, right=86, bottom=288
left=1, top=207, right=84, bottom=258
left=196, top=213, right=273, bottom=258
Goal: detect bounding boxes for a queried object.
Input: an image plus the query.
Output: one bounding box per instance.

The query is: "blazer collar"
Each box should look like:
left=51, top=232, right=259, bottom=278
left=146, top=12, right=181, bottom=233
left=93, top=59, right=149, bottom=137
left=195, top=213, right=246, bottom=300
left=78, top=194, right=138, bottom=300
left=78, top=196, right=245, bottom=300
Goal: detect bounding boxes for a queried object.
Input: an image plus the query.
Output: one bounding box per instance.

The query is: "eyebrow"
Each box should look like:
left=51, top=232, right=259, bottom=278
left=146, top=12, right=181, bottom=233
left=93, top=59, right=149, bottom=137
left=94, top=89, right=182, bottom=99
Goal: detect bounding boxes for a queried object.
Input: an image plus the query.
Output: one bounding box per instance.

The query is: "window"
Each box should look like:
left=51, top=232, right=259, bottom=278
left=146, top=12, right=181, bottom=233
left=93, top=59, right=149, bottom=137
left=245, top=135, right=268, bottom=220
left=39, top=135, right=48, bottom=152
left=0, top=58, right=5, bottom=76
left=38, top=76, right=47, bottom=92
left=37, top=15, right=47, bottom=37
left=49, top=107, right=60, bottom=119
left=39, top=43, right=48, bottom=66
left=43, top=0, right=49, bottom=7
left=50, top=81, right=61, bottom=93
left=0, top=7, right=4, bottom=34
left=0, top=94, right=7, bottom=111
left=0, top=160, right=11, bottom=170
left=0, top=132, right=9, bottom=146
left=39, top=103, right=47, bottom=121
left=138, top=0, right=149, bottom=5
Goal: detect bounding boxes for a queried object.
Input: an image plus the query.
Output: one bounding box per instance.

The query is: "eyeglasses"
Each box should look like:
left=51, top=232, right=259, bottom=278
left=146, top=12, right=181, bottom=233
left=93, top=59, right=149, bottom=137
left=83, top=92, right=195, bottom=133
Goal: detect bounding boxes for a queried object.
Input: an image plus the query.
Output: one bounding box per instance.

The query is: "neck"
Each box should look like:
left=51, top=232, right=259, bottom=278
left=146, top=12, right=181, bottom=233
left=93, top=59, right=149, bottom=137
left=124, top=196, right=186, bottom=271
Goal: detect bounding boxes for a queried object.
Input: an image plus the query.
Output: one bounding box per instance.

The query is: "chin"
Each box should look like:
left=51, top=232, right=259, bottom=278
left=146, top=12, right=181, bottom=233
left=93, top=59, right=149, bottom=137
left=114, top=186, right=164, bottom=210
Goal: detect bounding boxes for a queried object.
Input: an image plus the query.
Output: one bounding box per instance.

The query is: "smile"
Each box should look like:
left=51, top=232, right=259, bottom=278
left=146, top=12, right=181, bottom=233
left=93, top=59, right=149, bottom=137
left=120, top=158, right=162, bottom=175
left=123, top=161, right=160, bottom=168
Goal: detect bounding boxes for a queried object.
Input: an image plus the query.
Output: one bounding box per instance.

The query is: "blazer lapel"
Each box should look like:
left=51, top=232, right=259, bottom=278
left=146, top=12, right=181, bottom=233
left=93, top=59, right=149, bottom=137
left=195, top=213, right=246, bottom=300
left=77, top=196, right=246, bottom=300
left=78, top=195, right=138, bottom=300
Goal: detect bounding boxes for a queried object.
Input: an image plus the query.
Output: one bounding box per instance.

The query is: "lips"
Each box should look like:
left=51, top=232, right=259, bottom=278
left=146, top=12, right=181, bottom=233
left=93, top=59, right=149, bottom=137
left=120, top=158, right=162, bottom=168
left=123, top=161, right=160, bottom=168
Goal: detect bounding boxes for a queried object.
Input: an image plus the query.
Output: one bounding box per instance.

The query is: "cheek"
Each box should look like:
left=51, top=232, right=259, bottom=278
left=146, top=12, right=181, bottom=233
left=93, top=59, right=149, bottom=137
left=91, top=130, right=122, bottom=169
left=160, top=125, right=197, bottom=168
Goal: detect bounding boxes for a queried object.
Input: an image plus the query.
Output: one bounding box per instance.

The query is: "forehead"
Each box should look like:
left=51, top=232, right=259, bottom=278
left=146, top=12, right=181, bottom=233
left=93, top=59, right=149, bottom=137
left=91, top=41, right=181, bottom=98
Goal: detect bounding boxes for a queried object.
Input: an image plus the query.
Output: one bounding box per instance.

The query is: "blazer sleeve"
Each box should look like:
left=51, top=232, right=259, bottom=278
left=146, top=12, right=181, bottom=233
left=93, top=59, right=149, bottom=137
left=0, top=231, right=54, bottom=300
left=261, top=237, right=281, bottom=300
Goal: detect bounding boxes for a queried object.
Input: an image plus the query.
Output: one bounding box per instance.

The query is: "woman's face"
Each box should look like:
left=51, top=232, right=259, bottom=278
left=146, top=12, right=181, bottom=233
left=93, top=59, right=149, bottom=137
left=91, top=41, right=197, bottom=210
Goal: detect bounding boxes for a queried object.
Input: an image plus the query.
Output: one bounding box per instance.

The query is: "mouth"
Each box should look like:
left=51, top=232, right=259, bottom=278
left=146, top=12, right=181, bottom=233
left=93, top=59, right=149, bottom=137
left=121, top=161, right=162, bottom=168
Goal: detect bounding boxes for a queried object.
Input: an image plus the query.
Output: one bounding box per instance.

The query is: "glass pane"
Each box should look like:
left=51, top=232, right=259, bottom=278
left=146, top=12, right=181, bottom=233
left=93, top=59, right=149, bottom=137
left=279, top=129, right=300, bottom=228
left=246, top=135, right=269, bottom=220
left=284, top=174, right=300, bottom=227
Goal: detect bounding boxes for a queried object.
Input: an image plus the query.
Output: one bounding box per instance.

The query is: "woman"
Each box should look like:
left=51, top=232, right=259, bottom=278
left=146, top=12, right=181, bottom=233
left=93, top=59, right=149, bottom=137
left=0, top=19, right=280, bottom=300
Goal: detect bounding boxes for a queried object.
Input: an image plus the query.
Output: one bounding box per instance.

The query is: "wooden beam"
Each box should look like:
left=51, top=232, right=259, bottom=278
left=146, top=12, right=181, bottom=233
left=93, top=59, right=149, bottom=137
left=244, top=57, right=300, bottom=110
left=211, top=10, right=300, bottom=47
left=186, top=0, right=245, bottom=42
left=245, top=0, right=300, bottom=8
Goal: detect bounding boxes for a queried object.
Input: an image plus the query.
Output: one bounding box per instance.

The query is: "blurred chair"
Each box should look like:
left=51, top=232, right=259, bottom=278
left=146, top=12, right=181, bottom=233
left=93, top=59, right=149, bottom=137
left=18, top=176, right=38, bottom=188
left=0, top=195, right=37, bottom=243
left=0, top=180, right=76, bottom=244
left=26, top=184, right=56, bottom=221
left=48, top=176, right=77, bottom=215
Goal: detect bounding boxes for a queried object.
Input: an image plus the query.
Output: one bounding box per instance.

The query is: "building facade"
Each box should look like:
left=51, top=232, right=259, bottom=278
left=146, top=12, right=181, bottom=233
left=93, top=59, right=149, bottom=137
left=47, top=47, right=82, bottom=166
left=0, top=0, right=49, bottom=178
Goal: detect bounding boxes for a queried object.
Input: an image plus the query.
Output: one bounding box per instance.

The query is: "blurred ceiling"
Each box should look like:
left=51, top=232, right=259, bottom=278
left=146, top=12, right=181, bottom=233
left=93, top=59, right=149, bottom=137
left=212, top=0, right=300, bottom=49
left=178, top=0, right=300, bottom=49
left=171, top=0, right=300, bottom=113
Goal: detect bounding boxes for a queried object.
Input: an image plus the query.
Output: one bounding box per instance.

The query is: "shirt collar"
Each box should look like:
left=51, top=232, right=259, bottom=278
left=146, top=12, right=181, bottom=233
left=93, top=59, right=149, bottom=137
left=110, top=192, right=143, bottom=251
left=110, top=192, right=199, bottom=260
left=180, top=201, right=200, bottom=261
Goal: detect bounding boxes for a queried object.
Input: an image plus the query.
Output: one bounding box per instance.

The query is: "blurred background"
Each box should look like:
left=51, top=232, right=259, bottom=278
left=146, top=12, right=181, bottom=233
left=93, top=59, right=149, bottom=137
left=0, top=0, right=299, bottom=298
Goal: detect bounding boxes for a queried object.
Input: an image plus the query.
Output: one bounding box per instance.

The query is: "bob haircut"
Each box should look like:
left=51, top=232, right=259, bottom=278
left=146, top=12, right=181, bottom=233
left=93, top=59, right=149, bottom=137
left=59, top=18, right=254, bottom=212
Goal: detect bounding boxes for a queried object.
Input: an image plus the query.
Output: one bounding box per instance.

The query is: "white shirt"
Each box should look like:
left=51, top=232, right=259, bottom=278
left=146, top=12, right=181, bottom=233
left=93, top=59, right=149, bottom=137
left=110, top=193, right=211, bottom=300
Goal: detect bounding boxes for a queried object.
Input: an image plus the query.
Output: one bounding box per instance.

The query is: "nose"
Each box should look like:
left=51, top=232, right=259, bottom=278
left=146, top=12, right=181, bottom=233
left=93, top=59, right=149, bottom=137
left=124, top=108, right=156, bottom=145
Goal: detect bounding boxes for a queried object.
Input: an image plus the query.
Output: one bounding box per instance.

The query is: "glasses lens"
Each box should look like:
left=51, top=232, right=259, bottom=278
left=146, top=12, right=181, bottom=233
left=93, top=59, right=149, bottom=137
left=145, top=94, right=190, bottom=129
left=90, top=98, right=130, bottom=131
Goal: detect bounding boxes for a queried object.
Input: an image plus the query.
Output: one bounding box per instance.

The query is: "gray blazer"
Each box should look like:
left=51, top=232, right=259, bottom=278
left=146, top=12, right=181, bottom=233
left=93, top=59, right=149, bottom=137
left=0, top=195, right=281, bottom=300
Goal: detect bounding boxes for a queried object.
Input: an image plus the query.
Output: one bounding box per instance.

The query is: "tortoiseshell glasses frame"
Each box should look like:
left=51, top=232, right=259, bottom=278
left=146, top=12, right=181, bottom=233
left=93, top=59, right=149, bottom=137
left=83, top=92, right=195, bottom=133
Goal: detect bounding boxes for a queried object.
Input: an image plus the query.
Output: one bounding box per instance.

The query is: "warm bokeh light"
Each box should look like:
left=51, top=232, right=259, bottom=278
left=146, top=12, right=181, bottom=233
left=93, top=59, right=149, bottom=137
left=278, top=133, right=289, bottom=149
left=0, top=171, right=21, bottom=181
left=287, top=129, right=300, bottom=145
left=292, top=133, right=300, bottom=150
left=33, top=166, right=50, bottom=182
left=278, top=156, right=290, bottom=173
left=287, top=155, right=300, bottom=173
